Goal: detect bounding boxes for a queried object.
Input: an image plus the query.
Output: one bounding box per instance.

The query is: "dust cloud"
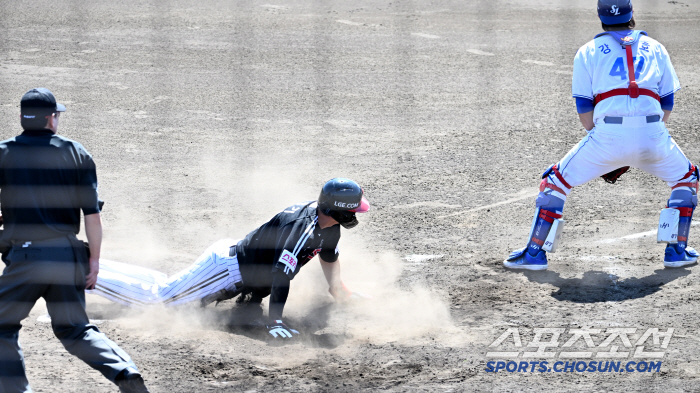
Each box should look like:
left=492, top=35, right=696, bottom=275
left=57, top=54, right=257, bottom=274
left=92, top=241, right=460, bottom=348
left=285, top=230, right=461, bottom=345
left=85, top=159, right=460, bottom=347
left=89, top=228, right=461, bottom=348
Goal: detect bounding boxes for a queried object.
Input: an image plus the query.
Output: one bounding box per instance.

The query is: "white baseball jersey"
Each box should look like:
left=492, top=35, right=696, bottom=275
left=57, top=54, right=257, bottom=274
left=545, top=31, right=691, bottom=192
left=572, top=33, right=681, bottom=124
left=88, top=239, right=242, bottom=307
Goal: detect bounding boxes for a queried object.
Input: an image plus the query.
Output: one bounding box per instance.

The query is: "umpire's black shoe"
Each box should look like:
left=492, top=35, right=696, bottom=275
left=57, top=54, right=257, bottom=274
left=115, top=367, right=150, bottom=393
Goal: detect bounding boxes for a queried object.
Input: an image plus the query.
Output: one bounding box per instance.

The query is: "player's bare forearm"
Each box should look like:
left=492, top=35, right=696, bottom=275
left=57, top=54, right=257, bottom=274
left=663, top=109, right=671, bottom=123
left=84, top=213, right=102, bottom=289
left=579, top=111, right=594, bottom=131
left=320, top=257, right=346, bottom=299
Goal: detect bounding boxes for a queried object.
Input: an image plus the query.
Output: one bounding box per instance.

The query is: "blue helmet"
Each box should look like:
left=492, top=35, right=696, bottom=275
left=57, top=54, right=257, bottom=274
left=598, top=0, right=633, bottom=25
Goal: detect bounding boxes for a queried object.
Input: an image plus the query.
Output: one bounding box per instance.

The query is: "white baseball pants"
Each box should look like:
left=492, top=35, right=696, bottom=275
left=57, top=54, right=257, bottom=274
left=557, top=117, right=691, bottom=190
left=88, top=239, right=242, bottom=307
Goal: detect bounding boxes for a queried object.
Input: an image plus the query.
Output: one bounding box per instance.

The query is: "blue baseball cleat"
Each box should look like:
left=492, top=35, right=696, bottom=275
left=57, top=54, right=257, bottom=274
left=503, top=248, right=548, bottom=271
left=664, top=245, right=699, bottom=268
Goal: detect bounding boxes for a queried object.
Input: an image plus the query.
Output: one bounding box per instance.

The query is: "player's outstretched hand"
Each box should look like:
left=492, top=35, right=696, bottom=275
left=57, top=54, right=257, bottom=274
left=329, top=283, right=373, bottom=302
left=348, top=291, right=372, bottom=300
left=266, top=320, right=300, bottom=340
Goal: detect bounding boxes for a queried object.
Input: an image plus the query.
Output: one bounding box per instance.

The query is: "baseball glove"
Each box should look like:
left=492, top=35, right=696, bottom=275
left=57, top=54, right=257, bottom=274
left=601, top=166, right=630, bottom=184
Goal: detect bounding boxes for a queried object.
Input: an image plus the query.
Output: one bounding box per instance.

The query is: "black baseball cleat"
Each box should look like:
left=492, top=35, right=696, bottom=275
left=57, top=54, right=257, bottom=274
left=200, top=288, right=240, bottom=307
left=233, top=289, right=265, bottom=322
left=115, top=367, right=150, bottom=393
left=235, top=289, right=265, bottom=306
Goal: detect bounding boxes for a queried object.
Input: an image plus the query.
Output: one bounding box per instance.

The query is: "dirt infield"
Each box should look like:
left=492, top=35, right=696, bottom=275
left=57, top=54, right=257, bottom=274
left=2, top=0, right=700, bottom=391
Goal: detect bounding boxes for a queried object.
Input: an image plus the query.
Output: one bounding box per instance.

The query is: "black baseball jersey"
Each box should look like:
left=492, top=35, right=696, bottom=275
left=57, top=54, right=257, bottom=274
left=236, top=201, right=340, bottom=286
left=0, top=129, right=101, bottom=242
left=235, top=201, right=341, bottom=320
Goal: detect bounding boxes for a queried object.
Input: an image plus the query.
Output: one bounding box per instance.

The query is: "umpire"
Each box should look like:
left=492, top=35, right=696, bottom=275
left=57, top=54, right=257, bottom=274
left=0, top=88, right=149, bottom=393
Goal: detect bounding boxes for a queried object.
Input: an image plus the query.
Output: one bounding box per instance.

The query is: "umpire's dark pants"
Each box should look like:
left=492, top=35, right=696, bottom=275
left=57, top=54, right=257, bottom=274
left=0, top=236, right=137, bottom=393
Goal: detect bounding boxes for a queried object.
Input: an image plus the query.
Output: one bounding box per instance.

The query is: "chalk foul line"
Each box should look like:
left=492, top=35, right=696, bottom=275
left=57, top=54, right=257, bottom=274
left=437, top=189, right=538, bottom=219
left=597, top=222, right=700, bottom=244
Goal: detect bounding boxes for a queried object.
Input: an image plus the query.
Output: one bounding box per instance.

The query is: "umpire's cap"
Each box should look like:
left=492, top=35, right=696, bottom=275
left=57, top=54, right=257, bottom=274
left=598, top=0, right=633, bottom=25
left=318, top=178, right=370, bottom=229
left=21, top=88, right=66, bottom=116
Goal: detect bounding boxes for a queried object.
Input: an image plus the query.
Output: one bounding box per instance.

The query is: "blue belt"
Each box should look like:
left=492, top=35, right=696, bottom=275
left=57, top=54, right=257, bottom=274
left=603, top=115, right=660, bottom=124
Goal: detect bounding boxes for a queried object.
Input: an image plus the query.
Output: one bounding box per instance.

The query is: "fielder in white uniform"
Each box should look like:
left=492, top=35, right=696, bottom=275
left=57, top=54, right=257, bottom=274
left=504, top=0, right=697, bottom=270
left=88, top=178, right=371, bottom=340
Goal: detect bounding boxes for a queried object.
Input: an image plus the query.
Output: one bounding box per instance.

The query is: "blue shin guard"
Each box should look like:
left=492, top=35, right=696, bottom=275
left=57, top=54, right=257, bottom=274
left=664, top=186, right=699, bottom=267
left=526, top=192, right=565, bottom=257
left=504, top=192, right=566, bottom=270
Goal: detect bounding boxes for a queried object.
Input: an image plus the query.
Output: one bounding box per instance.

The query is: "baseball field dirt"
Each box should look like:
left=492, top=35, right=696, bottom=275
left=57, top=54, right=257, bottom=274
left=2, top=0, right=700, bottom=391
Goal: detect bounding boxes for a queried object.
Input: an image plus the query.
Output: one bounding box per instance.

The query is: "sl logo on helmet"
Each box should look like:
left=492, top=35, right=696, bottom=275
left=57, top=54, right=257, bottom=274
left=610, top=5, right=621, bottom=15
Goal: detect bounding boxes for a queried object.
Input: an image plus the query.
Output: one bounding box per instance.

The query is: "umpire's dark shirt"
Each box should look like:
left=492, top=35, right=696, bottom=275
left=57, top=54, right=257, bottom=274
left=0, top=129, right=101, bottom=241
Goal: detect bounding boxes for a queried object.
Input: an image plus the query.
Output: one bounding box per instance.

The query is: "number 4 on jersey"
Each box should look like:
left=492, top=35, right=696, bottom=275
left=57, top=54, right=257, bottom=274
left=609, top=56, right=645, bottom=80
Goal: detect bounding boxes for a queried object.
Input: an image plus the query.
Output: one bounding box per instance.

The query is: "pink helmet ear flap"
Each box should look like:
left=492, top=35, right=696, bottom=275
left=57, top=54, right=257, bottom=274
left=350, top=196, right=370, bottom=213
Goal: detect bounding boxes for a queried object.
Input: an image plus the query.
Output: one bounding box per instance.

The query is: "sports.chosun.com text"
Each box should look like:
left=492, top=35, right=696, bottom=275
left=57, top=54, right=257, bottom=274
left=485, top=360, right=661, bottom=373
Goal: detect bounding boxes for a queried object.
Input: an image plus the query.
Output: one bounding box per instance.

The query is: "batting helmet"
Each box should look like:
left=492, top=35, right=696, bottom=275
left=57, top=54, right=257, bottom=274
left=318, top=178, right=370, bottom=229
left=598, top=0, right=633, bottom=25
